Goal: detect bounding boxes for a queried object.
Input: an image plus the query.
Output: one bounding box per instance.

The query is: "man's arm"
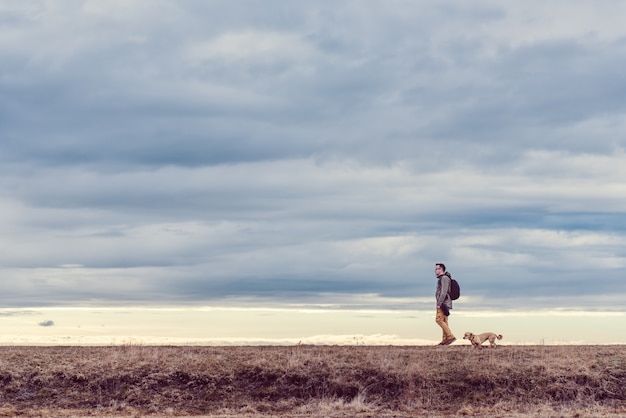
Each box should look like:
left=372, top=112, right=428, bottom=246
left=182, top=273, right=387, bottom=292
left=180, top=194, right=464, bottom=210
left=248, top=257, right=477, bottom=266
left=437, top=275, right=450, bottom=307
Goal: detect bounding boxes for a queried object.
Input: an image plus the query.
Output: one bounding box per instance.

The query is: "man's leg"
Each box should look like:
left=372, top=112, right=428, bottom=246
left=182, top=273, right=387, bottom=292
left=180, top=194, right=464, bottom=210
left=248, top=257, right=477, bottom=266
left=435, top=308, right=455, bottom=344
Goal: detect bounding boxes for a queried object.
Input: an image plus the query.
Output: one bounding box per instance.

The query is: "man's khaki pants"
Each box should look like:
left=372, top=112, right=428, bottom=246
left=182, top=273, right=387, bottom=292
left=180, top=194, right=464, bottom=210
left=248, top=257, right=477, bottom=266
left=435, top=307, right=455, bottom=343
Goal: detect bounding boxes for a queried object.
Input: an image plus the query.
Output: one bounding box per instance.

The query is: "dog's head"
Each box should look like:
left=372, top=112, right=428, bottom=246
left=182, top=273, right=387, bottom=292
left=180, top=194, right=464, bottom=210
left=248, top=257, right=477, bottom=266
left=463, top=332, right=474, bottom=340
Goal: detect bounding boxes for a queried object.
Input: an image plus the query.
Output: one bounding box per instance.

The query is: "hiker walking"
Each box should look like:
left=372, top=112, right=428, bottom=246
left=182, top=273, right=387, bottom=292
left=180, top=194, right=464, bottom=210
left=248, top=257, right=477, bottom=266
left=435, top=263, right=456, bottom=345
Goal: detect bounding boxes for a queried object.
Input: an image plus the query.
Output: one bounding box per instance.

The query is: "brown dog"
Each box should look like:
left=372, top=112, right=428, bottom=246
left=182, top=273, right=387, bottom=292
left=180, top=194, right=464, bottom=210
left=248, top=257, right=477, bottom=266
left=463, top=332, right=503, bottom=348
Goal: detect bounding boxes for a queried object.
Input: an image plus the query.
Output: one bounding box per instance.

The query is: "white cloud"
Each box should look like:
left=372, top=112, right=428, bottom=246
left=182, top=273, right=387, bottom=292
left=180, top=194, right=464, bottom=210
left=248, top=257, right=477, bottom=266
left=485, top=1, right=626, bottom=45
left=1, top=1, right=625, bottom=312
left=186, top=31, right=312, bottom=62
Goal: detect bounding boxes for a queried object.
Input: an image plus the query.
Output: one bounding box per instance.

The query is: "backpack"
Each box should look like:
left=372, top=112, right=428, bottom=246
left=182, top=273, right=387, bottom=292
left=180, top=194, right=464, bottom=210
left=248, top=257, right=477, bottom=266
left=445, top=272, right=460, bottom=300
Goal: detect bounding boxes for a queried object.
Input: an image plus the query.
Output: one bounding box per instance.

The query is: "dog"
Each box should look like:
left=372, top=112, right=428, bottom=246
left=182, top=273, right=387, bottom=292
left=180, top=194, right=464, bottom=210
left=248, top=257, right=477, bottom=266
left=463, top=332, right=503, bottom=348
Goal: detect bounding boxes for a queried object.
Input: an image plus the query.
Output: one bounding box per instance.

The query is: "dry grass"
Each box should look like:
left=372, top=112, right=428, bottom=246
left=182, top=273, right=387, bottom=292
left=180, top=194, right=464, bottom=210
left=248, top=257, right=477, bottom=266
left=0, top=345, right=624, bottom=417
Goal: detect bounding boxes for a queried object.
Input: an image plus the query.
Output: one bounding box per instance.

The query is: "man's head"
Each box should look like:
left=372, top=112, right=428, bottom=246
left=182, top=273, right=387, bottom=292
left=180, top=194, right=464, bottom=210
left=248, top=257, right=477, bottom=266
left=435, top=263, right=446, bottom=275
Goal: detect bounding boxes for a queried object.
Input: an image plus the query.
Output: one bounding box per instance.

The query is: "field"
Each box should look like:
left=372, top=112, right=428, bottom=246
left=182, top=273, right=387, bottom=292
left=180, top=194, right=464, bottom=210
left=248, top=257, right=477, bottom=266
left=0, top=345, right=624, bottom=417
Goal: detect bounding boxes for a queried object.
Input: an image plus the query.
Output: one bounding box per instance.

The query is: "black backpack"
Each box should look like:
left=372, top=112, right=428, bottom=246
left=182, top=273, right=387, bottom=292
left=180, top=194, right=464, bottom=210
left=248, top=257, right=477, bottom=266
left=445, top=272, right=460, bottom=300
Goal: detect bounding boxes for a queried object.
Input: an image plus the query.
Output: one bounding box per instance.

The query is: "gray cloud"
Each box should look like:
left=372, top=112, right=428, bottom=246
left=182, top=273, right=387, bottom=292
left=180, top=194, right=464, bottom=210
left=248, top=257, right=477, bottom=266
left=1, top=1, right=625, bottom=311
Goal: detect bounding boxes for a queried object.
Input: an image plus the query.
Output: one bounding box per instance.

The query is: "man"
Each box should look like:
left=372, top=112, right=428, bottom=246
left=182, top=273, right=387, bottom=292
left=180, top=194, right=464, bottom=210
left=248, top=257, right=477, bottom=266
left=435, top=263, right=456, bottom=345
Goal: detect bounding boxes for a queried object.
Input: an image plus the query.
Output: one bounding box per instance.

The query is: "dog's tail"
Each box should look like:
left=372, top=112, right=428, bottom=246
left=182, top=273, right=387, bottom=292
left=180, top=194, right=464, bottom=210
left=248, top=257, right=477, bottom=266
left=497, top=334, right=503, bottom=340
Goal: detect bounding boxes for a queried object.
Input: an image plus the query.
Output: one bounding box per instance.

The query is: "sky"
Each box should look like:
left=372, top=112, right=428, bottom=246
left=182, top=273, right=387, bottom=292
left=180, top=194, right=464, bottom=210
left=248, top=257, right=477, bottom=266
left=1, top=1, right=625, bottom=344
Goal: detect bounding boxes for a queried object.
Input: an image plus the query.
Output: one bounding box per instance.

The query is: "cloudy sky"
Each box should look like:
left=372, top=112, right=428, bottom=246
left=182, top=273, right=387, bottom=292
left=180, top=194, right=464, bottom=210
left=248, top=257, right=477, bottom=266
left=2, top=0, right=625, bottom=314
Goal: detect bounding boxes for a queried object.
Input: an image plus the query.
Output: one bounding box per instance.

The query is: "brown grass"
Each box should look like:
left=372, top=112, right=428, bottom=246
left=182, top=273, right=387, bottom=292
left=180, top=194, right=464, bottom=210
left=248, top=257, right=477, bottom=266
left=0, top=345, right=624, bottom=417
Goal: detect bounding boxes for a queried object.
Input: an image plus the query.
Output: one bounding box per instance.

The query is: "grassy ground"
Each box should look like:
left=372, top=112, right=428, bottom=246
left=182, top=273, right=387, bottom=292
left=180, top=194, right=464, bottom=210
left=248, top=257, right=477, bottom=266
left=0, top=345, right=624, bottom=417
